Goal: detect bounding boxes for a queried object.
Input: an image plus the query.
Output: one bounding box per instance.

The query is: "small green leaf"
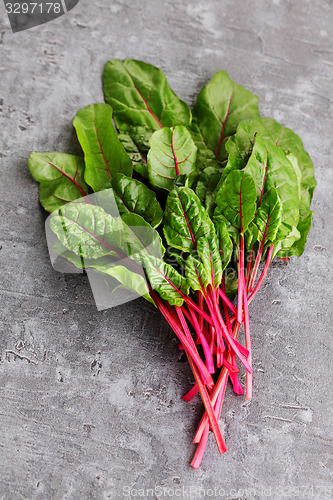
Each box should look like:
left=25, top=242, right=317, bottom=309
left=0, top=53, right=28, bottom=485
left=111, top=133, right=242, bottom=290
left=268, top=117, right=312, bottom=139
left=103, top=59, right=191, bottom=134
left=189, top=121, right=221, bottom=173
left=163, top=187, right=212, bottom=252
left=111, top=173, right=163, bottom=228
left=287, top=209, right=314, bottom=257
left=214, top=217, right=233, bottom=271
left=28, top=152, right=91, bottom=213
left=120, top=212, right=165, bottom=260
left=255, top=187, right=282, bottom=246
left=142, top=255, right=189, bottom=306
left=192, top=70, right=259, bottom=163
left=245, top=222, right=259, bottom=250
left=185, top=255, right=209, bottom=292
left=147, top=126, right=197, bottom=192
left=214, top=170, right=257, bottom=234
left=196, top=234, right=222, bottom=288
left=274, top=225, right=301, bottom=258
left=195, top=165, right=223, bottom=216
left=73, top=103, right=132, bottom=192
left=118, top=132, right=149, bottom=179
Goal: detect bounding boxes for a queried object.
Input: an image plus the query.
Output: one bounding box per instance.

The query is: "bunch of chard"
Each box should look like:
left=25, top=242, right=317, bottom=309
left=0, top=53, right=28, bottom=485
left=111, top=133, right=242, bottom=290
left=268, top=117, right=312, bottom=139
left=29, top=59, right=316, bottom=467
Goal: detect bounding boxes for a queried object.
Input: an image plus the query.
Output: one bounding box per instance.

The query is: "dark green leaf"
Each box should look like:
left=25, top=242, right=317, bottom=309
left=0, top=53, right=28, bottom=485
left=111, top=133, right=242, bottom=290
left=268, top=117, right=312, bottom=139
left=196, top=234, right=222, bottom=288
left=239, top=117, right=316, bottom=199
left=50, top=204, right=125, bottom=260
left=118, top=132, right=149, bottom=179
left=103, top=59, right=191, bottom=134
left=28, top=152, right=91, bottom=213
left=185, top=255, right=209, bottom=292
left=214, top=217, right=233, bottom=271
left=192, top=70, right=259, bottom=162
left=147, top=126, right=197, bottom=192
left=142, top=255, right=189, bottom=306
left=111, top=173, right=163, bottom=228
left=73, top=103, right=132, bottom=191
left=163, top=186, right=212, bottom=252
left=255, top=187, right=282, bottom=246
left=195, top=165, right=223, bottom=217
left=120, top=212, right=165, bottom=260
left=214, top=170, right=257, bottom=234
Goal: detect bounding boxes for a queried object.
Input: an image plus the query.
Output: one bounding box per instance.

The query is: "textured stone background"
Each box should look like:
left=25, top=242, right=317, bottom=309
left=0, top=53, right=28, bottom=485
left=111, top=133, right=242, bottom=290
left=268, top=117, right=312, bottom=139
left=0, top=0, right=332, bottom=498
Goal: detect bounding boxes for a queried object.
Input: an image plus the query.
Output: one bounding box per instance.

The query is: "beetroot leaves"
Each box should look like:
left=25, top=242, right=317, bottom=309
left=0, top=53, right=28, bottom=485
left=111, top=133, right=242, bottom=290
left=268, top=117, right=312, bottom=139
left=29, top=59, right=316, bottom=468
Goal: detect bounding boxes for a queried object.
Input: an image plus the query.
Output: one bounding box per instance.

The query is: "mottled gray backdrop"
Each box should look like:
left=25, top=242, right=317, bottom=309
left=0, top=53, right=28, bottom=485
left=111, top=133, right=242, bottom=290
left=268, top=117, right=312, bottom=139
left=0, top=0, right=332, bottom=499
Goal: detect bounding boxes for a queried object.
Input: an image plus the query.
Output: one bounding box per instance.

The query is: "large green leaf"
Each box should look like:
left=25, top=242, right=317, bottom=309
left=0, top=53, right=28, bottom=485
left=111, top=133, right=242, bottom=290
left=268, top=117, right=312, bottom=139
left=147, top=126, right=197, bottom=192
left=103, top=59, right=191, bottom=135
left=28, top=152, right=91, bottom=213
left=214, top=170, right=257, bottom=234
left=142, top=255, right=189, bottom=306
left=50, top=204, right=126, bottom=260
left=111, top=173, right=163, bottom=228
left=216, top=130, right=301, bottom=240
left=192, top=70, right=259, bottom=163
left=264, top=141, right=300, bottom=239
left=50, top=205, right=164, bottom=283
left=51, top=243, right=154, bottom=305
left=163, top=186, right=212, bottom=252
left=73, top=103, right=132, bottom=191
left=237, top=117, right=316, bottom=199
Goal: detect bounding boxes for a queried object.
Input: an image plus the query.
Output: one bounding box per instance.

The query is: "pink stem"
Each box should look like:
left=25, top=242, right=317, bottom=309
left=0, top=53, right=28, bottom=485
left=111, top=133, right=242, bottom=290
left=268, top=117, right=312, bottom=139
left=243, top=271, right=252, bottom=400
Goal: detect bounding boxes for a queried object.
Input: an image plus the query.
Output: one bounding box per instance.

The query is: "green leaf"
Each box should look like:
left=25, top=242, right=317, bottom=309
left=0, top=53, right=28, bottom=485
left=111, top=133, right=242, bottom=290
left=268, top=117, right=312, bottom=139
left=103, top=59, right=191, bottom=134
left=255, top=187, right=282, bottom=246
left=239, top=117, right=316, bottom=199
left=51, top=240, right=154, bottom=305
left=214, top=217, right=233, bottom=271
left=287, top=209, right=314, bottom=257
left=217, top=130, right=301, bottom=240
left=189, top=121, right=221, bottom=173
left=120, top=212, right=165, bottom=260
left=274, top=225, right=301, bottom=258
left=73, top=103, right=132, bottom=191
left=196, top=234, right=222, bottom=288
left=50, top=204, right=125, bottom=260
left=218, top=133, right=268, bottom=202
left=163, top=186, right=212, bottom=252
left=142, top=255, right=189, bottom=306
left=185, top=255, right=209, bottom=292
left=264, top=142, right=300, bottom=239
left=28, top=152, right=91, bottom=213
left=195, top=165, right=223, bottom=217
left=244, top=222, right=259, bottom=251
left=192, top=70, right=259, bottom=163
left=49, top=203, right=163, bottom=266
left=214, top=170, right=257, bottom=234
left=118, top=131, right=149, bottom=179
left=147, top=126, right=197, bottom=192
left=111, top=173, right=163, bottom=228
left=223, top=267, right=239, bottom=301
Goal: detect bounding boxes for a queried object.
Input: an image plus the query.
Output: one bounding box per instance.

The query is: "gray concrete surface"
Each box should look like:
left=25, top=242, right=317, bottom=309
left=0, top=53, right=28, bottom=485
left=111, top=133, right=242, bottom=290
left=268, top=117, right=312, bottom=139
left=0, top=0, right=333, bottom=498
